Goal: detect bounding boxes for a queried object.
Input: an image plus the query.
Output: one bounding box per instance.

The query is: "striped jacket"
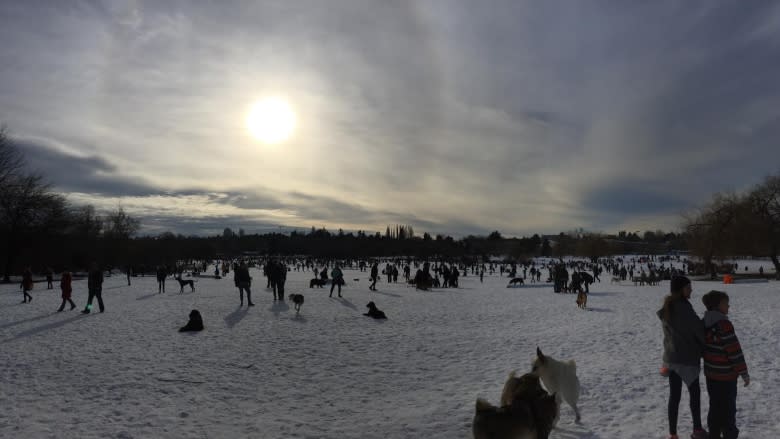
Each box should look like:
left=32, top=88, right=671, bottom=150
left=703, top=310, right=749, bottom=381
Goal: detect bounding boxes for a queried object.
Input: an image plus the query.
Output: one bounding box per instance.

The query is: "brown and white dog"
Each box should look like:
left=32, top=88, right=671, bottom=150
left=473, top=373, right=558, bottom=439
left=576, top=291, right=587, bottom=309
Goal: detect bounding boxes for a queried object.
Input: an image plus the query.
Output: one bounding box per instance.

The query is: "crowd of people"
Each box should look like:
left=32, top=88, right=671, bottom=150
left=9, top=255, right=756, bottom=437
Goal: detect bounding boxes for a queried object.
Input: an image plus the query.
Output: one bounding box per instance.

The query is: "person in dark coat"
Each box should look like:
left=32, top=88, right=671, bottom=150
left=156, top=265, right=167, bottom=293
left=233, top=261, right=254, bottom=306
left=369, top=262, right=379, bottom=291
left=21, top=267, right=34, bottom=303
left=658, top=276, right=707, bottom=439
left=46, top=268, right=54, bottom=289
left=82, top=262, right=105, bottom=313
left=269, top=260, right=286, bottom=301
left=330, top=263, right=344, bottom=298
left=57, top=269, right=76, bottom=312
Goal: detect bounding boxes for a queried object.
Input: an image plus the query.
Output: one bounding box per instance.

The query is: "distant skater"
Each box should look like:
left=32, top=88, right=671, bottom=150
left=57, top=269, right=76, bottom=312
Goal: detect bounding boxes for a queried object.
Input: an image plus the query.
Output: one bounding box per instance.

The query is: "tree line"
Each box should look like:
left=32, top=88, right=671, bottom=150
left=0, top=127, right=139, bottom=280
left=3, top=125, right=778, bottom=278
left=684, top=174, right=780, bottom=277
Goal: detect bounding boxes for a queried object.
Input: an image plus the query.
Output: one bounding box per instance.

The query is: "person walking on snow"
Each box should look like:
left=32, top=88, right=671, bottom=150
left=57, top=269, right=76, bottom=312
left=330, top=263, right=344, bottom=297
left=82, top=262, right=104, bottom=314
left=234, top=261, right=254, bottom=306
left=21, top=267, right=34, bottom=303
left=369, top=262, right=379, bottom=291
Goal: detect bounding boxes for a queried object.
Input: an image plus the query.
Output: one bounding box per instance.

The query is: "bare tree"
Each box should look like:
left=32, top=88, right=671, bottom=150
left=69, top=204, right=103, bottom=239
left=683, top=192, right=742, bottom=274
left=745, top=175, right=780, bottom=277
left=102, top=206, right=140, bottom=268
left=0, top=126, right=25, bottom=191
left=0, top=174, right=67, bottom=281
left=103, top=206, right=140, bottom=240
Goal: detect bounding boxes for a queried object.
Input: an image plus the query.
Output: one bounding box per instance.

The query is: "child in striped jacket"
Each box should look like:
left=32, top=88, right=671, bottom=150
left=702, top=290, right=749, bottom=439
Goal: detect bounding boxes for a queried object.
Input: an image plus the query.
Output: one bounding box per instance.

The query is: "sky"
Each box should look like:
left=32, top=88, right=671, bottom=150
left=2, top=1, right=780, bottom=237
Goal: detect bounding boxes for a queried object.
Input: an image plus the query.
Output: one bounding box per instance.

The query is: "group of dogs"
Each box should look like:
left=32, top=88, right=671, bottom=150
left=177, top=298, right=386, bottom=331
left=473, top=347, right=581, bottom=439
left=507, top=277, right=588, bottom=310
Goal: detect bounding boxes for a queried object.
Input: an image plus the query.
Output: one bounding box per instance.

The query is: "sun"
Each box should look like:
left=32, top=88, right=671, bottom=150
left=246, top=97, right=297, bottom=144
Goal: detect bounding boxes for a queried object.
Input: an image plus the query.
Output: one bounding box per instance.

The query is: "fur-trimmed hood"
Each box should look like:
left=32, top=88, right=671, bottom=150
left=703, top=310, right=727, bottom=328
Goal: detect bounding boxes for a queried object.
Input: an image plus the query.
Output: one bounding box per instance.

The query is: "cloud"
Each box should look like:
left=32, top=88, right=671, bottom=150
left=3, top=2, right=780, bottom=236
left=15, top=137, right=164, bottom=197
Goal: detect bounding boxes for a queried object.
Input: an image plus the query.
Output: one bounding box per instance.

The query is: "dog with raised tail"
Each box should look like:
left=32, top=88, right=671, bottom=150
left=288, top=294, right=304, bottom=315
left=532, top=347, right=581, bottom=423
left=176, top=277, right=196, bottom=293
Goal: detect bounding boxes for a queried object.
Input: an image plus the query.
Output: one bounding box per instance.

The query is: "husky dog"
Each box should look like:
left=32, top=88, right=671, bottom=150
left=288, top=294, right=304, bottom=315
left=472, top=398, right=535, bottom=439
left=472, top=391, right=558, bottom=439
left=500, top=371, right=545, bottom=407
left=532, top=347, right=581, bottom=422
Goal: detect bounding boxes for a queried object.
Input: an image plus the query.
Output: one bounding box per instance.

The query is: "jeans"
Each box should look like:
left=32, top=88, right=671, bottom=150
left=707, top=379, right=739, bottom=439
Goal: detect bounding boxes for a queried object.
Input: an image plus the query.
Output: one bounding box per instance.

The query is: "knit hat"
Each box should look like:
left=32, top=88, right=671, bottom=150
left=670, top=275, right=691, bottom=292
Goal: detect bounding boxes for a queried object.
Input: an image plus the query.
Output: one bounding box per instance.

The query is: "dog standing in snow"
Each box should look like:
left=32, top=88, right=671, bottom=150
left=532, top=347, right=581, bottom=423
left=288, top=294, right=304, bottom=315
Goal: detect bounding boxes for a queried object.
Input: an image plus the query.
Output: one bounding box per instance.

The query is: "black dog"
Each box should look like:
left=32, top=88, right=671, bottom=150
left=179, top=309, right=204, bottom=332
left=176, top=277, right=195, bottom=293
left=507, top=277, right=525, bottom=287
left=309, top=278, right=327, bottom=288
left=364, top=301, right=387, bottom=319
left=288, top=294, right=304, bottom=315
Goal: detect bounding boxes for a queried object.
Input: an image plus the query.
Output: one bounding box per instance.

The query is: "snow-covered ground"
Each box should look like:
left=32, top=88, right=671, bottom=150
left=1, top=260, right=778, bottom=438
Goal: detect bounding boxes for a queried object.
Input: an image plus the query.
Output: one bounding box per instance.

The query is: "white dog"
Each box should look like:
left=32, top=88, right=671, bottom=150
left=531, top=347, right=581, bottom=423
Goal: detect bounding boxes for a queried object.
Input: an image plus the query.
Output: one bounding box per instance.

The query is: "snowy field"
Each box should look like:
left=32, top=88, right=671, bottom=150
left=1, top=260, right=778, bottom=439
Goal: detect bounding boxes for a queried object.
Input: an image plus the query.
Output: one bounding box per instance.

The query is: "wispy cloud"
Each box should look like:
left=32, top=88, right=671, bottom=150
left=3, top=1, right=780, bottom=236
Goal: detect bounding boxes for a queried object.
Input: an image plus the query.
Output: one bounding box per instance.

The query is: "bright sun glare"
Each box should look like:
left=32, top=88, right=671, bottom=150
left=246, top=97, right=297, bottom=144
